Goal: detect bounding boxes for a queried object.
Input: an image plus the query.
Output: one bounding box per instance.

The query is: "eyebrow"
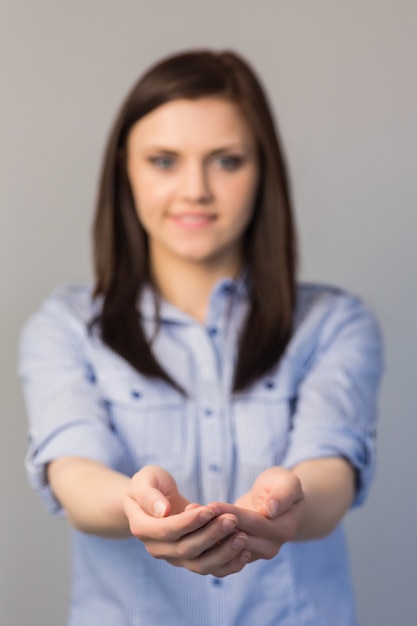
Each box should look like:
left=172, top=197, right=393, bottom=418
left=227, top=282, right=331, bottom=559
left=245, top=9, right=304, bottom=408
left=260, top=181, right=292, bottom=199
left=143, top=144, right=254, bottom=156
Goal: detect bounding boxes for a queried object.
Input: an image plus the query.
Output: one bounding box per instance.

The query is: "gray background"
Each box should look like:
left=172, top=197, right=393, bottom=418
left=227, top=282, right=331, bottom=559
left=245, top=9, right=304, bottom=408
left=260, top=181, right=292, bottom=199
left=1, top=1, right=416, bottom=624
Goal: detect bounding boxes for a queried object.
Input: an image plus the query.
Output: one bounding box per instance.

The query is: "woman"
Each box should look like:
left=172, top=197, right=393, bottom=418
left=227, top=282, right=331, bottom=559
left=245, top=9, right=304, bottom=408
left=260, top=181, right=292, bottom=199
left=19, top=50, right=383, bottom=625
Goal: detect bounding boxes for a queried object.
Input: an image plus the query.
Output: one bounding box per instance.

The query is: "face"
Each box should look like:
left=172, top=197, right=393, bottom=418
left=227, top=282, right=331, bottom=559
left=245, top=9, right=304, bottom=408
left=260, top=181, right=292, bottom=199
left=126, top=97, right=259, bottom=277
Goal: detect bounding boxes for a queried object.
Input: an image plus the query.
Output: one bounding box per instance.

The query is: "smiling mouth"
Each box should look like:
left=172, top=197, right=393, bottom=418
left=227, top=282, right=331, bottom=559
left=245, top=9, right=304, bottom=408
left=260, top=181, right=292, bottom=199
left=168, top=213, right=217, bottom=227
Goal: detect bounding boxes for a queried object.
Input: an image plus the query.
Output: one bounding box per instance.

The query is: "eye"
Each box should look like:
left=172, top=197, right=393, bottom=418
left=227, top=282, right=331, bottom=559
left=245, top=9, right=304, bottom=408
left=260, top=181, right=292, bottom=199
left=215, top=155, right=245, bottom=171
left=149, top=155, right=176, bottom=170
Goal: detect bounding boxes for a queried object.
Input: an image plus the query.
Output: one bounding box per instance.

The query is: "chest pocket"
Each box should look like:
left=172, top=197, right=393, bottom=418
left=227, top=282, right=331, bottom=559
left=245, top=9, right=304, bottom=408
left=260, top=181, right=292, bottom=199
left=99, top=373, right=187, bottom=475
left=232, top=377, right=295, bottom=496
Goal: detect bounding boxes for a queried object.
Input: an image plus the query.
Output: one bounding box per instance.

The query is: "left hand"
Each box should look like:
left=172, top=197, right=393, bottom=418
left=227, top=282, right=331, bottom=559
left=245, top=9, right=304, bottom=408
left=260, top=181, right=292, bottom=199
left=125, top=466, right=251, bottom=577
left=209, top=467, right=304, bottom=562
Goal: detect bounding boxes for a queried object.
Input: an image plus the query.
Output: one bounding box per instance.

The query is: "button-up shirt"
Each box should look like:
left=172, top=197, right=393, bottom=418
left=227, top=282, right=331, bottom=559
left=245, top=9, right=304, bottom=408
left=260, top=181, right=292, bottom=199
left=18, top=279, right=383, bottom=626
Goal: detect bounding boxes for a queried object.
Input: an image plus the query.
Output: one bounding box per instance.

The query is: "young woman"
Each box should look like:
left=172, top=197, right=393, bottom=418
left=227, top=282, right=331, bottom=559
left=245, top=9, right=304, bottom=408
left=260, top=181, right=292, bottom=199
left=19, top=50, right=383, bottom=626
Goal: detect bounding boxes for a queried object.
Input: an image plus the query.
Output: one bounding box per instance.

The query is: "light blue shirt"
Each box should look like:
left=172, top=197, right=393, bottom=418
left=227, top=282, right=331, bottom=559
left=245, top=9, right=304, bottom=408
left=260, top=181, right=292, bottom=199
left=19, top=279, right=383, bottom=626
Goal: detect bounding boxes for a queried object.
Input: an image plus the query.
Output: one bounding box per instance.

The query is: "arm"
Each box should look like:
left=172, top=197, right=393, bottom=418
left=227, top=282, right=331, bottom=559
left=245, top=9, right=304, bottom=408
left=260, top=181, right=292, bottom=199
left=47, top=457, right=131, bottom=538
left=291, top=456, right=355, bottom=540
left=205, top=457, right=355, bottom=562
left=243, top=456, right=355, bottom=542
left=47, top=458, right=223, bottom=539
left=221, top=292, right=381, bottom=558
left=47, top=459, right=252, bottom=577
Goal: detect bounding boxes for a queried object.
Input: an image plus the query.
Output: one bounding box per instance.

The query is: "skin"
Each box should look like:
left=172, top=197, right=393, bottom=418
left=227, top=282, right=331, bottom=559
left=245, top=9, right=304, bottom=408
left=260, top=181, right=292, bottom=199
left=126, top=97, right=260, bottom=321
left=48, top=97, right=356, bottom=577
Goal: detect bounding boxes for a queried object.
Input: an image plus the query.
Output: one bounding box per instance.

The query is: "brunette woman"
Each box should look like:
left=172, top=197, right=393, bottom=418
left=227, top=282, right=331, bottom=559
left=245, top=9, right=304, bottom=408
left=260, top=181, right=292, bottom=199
left=19, top=49, right=383, bottom=626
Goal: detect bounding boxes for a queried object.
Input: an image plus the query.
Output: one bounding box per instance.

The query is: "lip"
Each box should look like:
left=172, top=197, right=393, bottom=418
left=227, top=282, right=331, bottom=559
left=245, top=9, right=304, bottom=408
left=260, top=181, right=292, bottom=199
left=167, top=212, right=217, bottom=229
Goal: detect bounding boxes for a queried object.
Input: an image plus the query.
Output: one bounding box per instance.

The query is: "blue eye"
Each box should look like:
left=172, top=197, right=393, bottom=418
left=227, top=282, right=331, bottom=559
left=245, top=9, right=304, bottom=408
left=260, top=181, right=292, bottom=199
left=216, top=155, right=244, bottom=171
left=150, top=156, right=176, bottom=170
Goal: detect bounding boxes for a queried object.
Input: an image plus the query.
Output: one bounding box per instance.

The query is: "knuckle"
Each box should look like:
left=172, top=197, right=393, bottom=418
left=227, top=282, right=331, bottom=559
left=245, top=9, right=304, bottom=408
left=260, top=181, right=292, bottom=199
left=225, top=562, right=243, bottom=575
left=144, top=543, right=160, bottom=558
left=173, top=541, right=184, bottom=557
left=175, top=541, right=203, bottom=560
left=190, top=562, right=210, bottom=576
left=129, top=522, right=143, bottom=539
left=263, top=547, right=280, bottom=560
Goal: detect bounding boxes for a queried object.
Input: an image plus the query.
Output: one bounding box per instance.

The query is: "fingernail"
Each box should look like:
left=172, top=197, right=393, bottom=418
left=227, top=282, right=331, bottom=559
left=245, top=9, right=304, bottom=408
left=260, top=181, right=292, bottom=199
left=222, top=517, right=237, bottom=531
left=232, top=534, right=247, bottom=550
left=267, top=499, right=279, bottom=518
left=153, top=500, right=166, bottom=517
left=199, top=509, right=216, bottom=522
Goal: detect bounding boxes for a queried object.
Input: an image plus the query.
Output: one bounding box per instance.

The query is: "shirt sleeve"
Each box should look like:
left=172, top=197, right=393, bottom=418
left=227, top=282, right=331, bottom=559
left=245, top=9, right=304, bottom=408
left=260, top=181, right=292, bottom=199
left=18, top=290, right=129, bottom=516
left=281, top=292, right=384, bottom=507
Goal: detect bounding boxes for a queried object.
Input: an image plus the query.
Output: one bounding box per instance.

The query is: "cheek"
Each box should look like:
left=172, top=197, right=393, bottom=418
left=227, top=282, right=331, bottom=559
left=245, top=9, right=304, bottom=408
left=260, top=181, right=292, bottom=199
left=227, top=176, right=258, bottom=220
left=129, top=172, right=172, bottom=216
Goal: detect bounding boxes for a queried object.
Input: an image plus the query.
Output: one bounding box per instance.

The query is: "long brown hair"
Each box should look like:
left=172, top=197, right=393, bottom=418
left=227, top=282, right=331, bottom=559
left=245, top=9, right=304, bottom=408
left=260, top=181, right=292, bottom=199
left=92, top=49, right=297, bottom=393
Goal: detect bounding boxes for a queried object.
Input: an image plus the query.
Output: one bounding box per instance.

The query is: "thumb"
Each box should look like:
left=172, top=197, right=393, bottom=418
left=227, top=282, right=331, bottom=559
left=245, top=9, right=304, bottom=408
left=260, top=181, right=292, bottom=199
left=144, top=487, right=170, bottom=518
left=130, top=465, right=188, bottom=517
left=250, top=467, right=303, bottom=519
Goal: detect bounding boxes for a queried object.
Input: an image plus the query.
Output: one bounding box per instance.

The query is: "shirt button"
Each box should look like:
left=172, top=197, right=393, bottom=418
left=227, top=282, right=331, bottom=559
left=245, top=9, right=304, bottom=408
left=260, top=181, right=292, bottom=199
left=204, top=408, right=213, bottom=417
left=131, top=390, right=142, bottom=399
left=209, top=463, right=220, bottom=473
left=221, top=283, right=233, bottom=295
left=208, top=327, right=218, bottom=337
left=212, top=578, right=222, bottom=587
left=85, top=370, right=96, bottom=384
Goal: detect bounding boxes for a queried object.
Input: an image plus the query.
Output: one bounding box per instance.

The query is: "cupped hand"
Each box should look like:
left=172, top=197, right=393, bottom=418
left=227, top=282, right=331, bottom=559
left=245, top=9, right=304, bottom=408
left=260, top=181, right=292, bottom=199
left=235, top=466, right=303, bottom=520
left=124, top=465, right=252, bottom=577
left=211, top=467, right=304, bottom=562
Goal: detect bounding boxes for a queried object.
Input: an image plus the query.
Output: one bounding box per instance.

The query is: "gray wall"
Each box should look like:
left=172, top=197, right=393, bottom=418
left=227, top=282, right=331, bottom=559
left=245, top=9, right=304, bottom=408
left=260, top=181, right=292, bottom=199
left=1, top=1, right=416, bottom=624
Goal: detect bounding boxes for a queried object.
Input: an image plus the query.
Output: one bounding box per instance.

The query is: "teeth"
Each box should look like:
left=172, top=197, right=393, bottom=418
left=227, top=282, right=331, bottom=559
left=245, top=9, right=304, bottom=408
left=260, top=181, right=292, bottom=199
left=177, top=215, right=211, bottom=223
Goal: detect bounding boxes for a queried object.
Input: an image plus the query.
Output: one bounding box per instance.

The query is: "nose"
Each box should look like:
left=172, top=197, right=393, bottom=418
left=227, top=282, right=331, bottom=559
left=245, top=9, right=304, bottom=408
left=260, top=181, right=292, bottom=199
left=179, top=161, right=213, bottom=204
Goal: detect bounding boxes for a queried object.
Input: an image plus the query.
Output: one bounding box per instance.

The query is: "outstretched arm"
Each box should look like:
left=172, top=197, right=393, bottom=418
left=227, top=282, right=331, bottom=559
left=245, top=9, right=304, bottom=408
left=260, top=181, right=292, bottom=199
left=47, top=457, right=132, bottom=537
left=290, top=456, right=355, bottom=540
left=47, top=459, right=219, bottom=539
left=211, top=457, right=355, bottom=562
left=47, top=459, right=252, bottom=577
left=47, top=456, right=354, bottom=572
left=236, top=457, right=355, bottom=539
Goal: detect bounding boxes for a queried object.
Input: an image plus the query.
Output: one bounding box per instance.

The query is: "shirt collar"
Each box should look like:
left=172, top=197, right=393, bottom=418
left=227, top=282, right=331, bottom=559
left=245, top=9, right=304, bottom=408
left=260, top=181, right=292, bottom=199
left=138, top=274, right=249, bottom=324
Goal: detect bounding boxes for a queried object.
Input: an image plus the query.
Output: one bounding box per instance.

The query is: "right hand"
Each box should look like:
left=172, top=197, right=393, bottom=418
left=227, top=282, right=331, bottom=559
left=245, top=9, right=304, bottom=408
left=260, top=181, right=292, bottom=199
left=124, top=466, right=252, bottom=577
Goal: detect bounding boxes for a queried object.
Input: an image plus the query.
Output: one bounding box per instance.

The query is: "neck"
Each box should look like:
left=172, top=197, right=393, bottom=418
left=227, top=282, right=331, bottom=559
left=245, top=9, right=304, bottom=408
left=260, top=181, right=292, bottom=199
left=150, top=254, right=241, bottom=323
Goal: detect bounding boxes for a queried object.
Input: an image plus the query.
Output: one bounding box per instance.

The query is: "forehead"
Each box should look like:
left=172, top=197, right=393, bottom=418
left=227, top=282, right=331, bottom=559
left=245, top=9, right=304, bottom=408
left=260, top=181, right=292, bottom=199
left=127, top=98, right=255, bottom=149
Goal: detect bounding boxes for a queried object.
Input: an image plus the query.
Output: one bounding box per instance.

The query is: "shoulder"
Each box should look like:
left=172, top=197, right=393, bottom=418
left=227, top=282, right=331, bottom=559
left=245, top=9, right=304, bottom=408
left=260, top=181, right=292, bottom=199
left=296, top=281, right=362, bottom=313
left=25, top=283, right=99, bottom=323
left=19, top=283, right=101, bottom=353
left=290, top=282, right=383, bottom=361
left=295, top=282, right=379, bottom=328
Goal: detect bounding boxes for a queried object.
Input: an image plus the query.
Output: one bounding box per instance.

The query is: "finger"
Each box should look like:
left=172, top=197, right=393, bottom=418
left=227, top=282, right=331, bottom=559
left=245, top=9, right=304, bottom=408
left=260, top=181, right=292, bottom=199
left=140, top=517, right=237, bottom=564
left=209, top=550, right=252, bottom=578
left=134, top=465, right=175, bottom=491
left=262, top=483, right=303, bottom=519
left=207, top=502, right=270, bottom=535
left=131, top=466, right=188, bottom=516
left=138, top=486, right=171, bottom=517
left=244, top=535, right=282, bottom=561
left=125, top=496, right=219, bottom=542
left=252, top=469, right=303, bottom=519
left=209, top=503, right=288, bottom=542
left=178, top=532, right=251, bottom=577
left=184, top=502, right=202, bottom=512
left=176, top=514, right=239, bottom=559
left=148, top=514, right=239, bottom=560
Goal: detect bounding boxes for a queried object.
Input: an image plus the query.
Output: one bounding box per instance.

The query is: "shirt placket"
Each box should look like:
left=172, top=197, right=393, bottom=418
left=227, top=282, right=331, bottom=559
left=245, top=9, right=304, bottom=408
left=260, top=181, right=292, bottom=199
left=189, top=325, right=231, bottom=505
